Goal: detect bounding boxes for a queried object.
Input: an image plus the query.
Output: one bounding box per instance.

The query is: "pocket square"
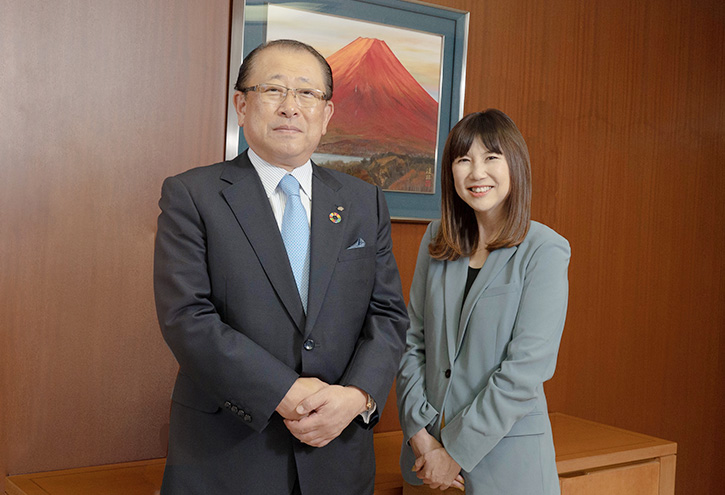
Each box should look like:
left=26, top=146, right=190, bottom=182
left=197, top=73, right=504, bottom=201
left=346, top=238, right=366, bottom=249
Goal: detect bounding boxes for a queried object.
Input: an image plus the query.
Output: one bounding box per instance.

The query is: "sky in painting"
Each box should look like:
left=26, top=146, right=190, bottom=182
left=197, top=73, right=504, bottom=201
left=260, top=4, right=443, bottom=101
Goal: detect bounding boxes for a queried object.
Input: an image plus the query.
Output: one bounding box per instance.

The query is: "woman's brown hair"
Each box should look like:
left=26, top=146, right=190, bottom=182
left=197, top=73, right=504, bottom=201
left=429, top=109, right=532, bottom=260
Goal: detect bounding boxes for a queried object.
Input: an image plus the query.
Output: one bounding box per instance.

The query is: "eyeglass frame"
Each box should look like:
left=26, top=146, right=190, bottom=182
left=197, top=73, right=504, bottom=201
left=240, top=83, right=329, bottom=106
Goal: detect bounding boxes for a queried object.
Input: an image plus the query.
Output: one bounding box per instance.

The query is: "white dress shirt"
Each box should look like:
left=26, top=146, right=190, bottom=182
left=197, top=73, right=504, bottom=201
left=248, top=148, right=312, bottom=229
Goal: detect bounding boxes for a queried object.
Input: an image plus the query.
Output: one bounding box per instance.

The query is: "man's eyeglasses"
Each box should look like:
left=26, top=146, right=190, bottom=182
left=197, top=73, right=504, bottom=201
left=241, top=83, right=328, bottom=108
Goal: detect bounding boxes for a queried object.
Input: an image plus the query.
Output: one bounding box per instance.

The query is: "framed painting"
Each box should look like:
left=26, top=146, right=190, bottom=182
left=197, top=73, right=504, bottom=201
left=226, top=0, right=468, bottom=220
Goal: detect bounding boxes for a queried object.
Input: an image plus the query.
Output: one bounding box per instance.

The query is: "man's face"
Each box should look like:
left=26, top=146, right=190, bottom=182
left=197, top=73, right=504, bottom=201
left=234, top=47, right=334, bottom=171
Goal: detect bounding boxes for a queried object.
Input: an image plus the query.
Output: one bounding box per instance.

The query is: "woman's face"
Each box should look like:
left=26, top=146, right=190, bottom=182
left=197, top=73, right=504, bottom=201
left=452, top=137, right=511, bottom=223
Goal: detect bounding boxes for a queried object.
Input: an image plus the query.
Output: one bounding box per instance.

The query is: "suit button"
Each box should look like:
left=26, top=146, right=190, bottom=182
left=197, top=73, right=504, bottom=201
left=444, top=369, right=451, bottom=378
left=303, top=339, right=315, bottom=351
left=243, top=414, right=252, bottom=423
left=237, top=409, right=245, bottom=417
left=224, top=401, right=232, bottom=409
left=231, top=405, right=238, bottom=413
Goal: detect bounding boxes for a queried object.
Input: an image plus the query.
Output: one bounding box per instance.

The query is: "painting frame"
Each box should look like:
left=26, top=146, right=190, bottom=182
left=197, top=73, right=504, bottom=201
left=226, top=0, right=469, bottom=220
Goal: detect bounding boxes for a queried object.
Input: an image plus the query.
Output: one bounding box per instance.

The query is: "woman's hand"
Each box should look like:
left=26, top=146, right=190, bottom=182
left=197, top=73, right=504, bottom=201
left=409, top=428, right=443, bottom=458
left=411, top=440, right=465, bottom=491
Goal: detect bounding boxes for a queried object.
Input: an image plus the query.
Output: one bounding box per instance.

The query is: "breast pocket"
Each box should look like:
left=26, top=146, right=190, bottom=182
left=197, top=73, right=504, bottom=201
left=337, top=245, right=375, bottom=262
left=474, top=282, right=522, bottom=328
left=480, top=282, right=521, bottom=298
left=465, top=282, right=522, bottom=361
left=333, top=245, right=376, bottom=301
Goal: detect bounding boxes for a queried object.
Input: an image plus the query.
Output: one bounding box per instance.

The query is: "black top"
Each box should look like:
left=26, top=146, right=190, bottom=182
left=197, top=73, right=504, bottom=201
left=463, top=265, right=481, bottom=302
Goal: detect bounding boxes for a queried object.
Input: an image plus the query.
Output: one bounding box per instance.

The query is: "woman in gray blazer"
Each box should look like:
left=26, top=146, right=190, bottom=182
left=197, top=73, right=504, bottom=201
left=396, top=109, right=570, bottom=494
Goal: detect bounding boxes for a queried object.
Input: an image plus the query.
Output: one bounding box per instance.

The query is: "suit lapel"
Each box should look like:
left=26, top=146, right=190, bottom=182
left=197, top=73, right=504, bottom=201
left=455, top=245, right=517, bottom=358
left=304, top=165, right=345, bottom=337
left=443, top=257, right=468, bottom=365
left=219, top=153, right=306, bottom=330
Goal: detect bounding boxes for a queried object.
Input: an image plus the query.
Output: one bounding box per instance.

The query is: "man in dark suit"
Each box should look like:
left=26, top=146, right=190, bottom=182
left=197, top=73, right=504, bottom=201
left=153, top=39, right=409, bottom=495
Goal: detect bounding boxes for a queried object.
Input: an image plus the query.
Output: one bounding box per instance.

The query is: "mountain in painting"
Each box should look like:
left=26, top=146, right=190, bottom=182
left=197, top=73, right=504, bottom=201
left=318, top=37, right=439, bottom=157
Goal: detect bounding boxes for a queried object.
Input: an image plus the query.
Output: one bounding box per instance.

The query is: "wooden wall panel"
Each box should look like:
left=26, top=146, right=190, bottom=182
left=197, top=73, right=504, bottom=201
left=411, top=1, right=725, bottom=494
left=2, top=1, right=723, bottom=495
left=0, top=0, right=231, bottom=489
left=373, top=220, right=428, bottom=433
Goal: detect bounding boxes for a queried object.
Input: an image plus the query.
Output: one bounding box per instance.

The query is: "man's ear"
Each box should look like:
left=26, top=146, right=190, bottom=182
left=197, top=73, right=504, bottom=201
left=233, top=91, right=246, bottom=127
left=320, top=100, right=334, bottom=135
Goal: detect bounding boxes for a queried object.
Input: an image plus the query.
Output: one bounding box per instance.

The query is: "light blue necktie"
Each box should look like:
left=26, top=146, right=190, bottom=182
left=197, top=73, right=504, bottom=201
left=279, top=174, right=310, bottom=312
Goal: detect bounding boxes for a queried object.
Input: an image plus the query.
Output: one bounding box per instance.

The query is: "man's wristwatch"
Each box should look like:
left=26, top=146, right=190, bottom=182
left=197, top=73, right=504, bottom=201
left=365, top=393, right=375, bottom=412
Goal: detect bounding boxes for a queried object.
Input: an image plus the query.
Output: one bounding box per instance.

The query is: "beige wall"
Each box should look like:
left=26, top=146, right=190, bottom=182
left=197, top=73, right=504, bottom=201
left=2, top=1, right=724, bottom=494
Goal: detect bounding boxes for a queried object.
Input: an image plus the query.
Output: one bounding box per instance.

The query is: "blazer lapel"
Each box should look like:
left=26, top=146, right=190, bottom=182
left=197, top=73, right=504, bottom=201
left=455, top=246, right=517, bottom=357
left=219, top=154, right=306, bottom=330
left=304, top=165, right=345, bottom=337
left=443, top=257, right=469, bottom=365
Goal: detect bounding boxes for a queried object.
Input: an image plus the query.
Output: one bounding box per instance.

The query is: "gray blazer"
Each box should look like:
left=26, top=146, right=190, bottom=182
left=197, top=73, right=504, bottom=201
left=154, top=151, right=408, bottom=495
left=396, top=220, right=570, bottom=495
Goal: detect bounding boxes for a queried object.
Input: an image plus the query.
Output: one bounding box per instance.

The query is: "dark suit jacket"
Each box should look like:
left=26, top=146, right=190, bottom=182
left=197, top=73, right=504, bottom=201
left=153, top=151, right=409, bottom=495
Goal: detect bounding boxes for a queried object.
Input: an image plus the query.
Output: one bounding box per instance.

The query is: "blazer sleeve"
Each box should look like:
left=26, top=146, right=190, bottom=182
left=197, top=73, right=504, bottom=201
left=395, top=222, right=440, bottom=441
left=440, top=233, right=571, bottom=472
left=154, top=175, right=298, bottom=433
left=337, top=187, right=409, bottom=428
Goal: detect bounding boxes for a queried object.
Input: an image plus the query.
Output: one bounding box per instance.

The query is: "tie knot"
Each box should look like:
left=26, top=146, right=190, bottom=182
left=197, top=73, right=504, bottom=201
left=279, top=174, right=301, bottom=197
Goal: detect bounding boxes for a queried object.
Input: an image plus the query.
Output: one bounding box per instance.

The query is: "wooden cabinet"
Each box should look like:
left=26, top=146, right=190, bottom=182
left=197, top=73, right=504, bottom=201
left=5, top=414, right=675, bottom=495
left=560, top=460, right=660, bottom=495
left=5, top=460, right=165, bottom=495
left=552, top=413, right=676, bottom=495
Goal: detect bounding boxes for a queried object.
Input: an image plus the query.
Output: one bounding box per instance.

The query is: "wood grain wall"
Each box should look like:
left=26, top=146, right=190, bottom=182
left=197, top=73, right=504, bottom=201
left=0, top=0, right=232, bottom=490
left=395, top=2, right=725, bottom=495
left=2, top=1, right=723, bottom=494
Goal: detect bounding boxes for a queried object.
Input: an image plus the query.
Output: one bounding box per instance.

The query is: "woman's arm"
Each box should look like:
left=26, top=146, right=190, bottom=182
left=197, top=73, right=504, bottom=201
left=396, top=223, right=440, bottom=441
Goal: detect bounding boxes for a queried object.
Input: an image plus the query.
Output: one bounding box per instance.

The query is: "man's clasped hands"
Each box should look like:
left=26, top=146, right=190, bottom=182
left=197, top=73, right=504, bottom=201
left=275, top=377, right=369, bottom=448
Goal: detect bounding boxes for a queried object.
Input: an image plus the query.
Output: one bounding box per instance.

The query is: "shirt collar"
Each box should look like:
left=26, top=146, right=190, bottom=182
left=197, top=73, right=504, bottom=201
left=247, top=148, right=313, bottom=199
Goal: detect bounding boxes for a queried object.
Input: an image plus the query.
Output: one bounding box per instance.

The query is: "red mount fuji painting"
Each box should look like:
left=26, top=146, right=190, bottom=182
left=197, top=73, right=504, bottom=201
left=316, top=37, right=440, bottom=193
